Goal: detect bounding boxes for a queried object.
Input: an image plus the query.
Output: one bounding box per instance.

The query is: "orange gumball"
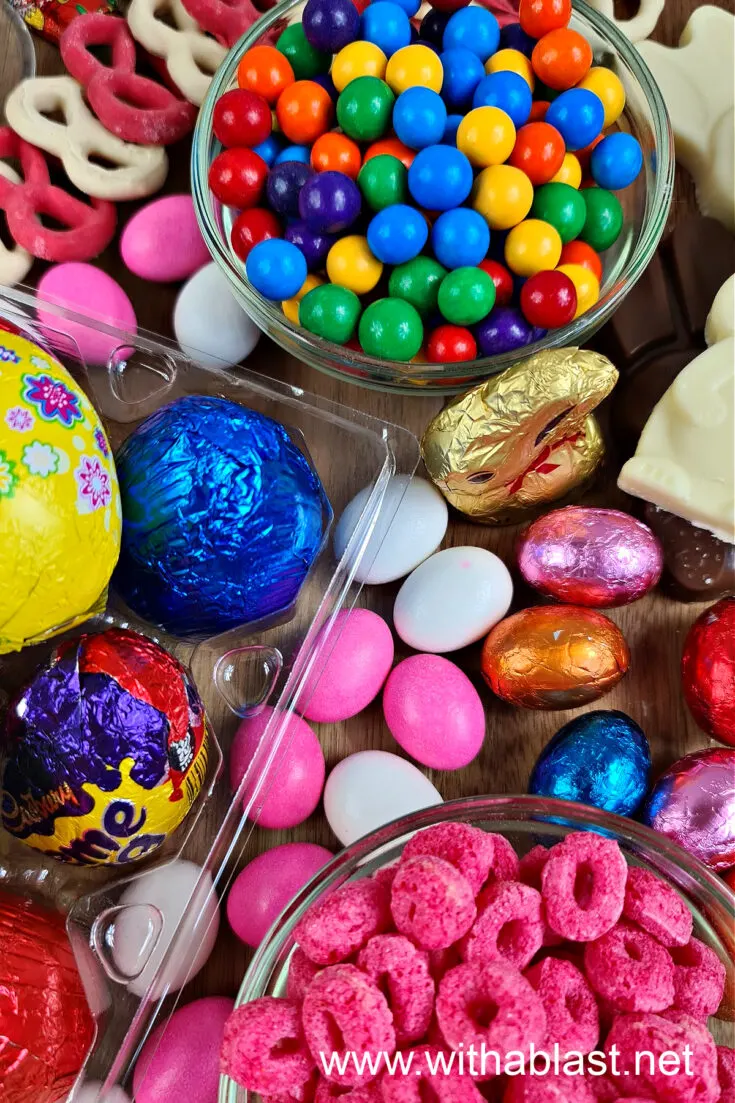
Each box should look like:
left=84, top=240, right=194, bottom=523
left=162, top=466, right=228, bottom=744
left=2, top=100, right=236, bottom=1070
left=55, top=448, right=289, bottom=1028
left=311, top=133, right=362, bottom=179
left=528, top=100, right=550, bottom=122
left=532, top=28, right=592, bottom=90
left=363, top=137, right=416, bottom=168
left=559, top=240, right=603, bottom=282
left=238, top=45, right=294, bottom=105
left=276, top=80, right=334, bottom=144
left=508, top=122, right=565, bottom=186
left=519, top=0, right=571, bottom=39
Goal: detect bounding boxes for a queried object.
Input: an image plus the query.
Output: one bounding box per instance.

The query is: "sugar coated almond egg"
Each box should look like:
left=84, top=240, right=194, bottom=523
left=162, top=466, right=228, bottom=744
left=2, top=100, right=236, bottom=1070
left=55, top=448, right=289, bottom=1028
left=324, top=750, right=442, bottom=845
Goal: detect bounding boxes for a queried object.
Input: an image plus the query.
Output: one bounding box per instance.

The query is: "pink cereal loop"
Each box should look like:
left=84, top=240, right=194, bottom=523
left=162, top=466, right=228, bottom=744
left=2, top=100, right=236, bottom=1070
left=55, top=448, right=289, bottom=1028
left=315, top=1079, right=383, bottom=1103
left=524, top=957, right=599, bottom=1055
left=381, top=1045, right=486, bottom=1103
left=504, top=1073, right=596, bottom=1101
left=541, top=832, right=627, bottom=942
left=461, top=881, right=545, bottom=970
left=605, top=1010, right=720, bottom=1102
left=357, top=934, right=435, bottom=1045
left=622, top=867, right=693, bottom=948
left=287, top=947, right=322, bottom=1002
left=294, top=879, right=391, bottom=965
left=717, top=1046, right=735, bottom=1103
left=221, top=997, right=315, bottom=1096
left=400, top=823, right=496, bottom=896
left=670, top=937, right=727, bottom=1021
left=391, top=855, right=477, bottom=951
left=583, top=921, right=675, bottom=1013
left=519, top=845, right=550, bottom=891
left=180, top=0, right=262, bottom=48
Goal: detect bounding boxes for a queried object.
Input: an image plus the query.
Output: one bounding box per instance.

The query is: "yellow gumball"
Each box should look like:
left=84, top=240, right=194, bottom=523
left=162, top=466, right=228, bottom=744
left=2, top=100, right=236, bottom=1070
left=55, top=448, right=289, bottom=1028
left=471, top=164, right=534, bottom=230
left=327, top=235, right=383, bottom=295
left=578, top=67, right=626, bottom=129
left=557, top=263, right=601, bottom=318
left=457, top=107, right=516, bottom=169
left=283, top=273, right=324, bottom=324
left=551, top=152, right=582, bottom=189
left=485, top=48, right=535, bottom=91
left=505, top=219, right=562, bottom=277
left=0, top=331, right=121, bottom=653
left=385, top=45, right=443, bottom=95
left=332, top=41, right=388, bottom=92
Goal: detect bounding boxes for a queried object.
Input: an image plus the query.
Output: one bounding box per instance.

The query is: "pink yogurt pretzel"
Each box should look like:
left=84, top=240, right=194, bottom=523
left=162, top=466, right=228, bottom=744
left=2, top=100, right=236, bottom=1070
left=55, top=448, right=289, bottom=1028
left=717, top=1046, right=735, bottom=1103
left=391, top=856, right=476, bottom=951
left=381, top=1045, right=485, bottom=1103
left=669, top=937, right=726, bottom=1020
left=622, top=867, right=693, bottom=947
left=60, top=15, right=197, bottom=145
left=503, top=1073, right=596, bottom=1102
left=605, top=1009, right=720, bottom=1103
left=0, top=127, right=116, bottom=263
left=357, top=934, right=435, bottom=1044
left=294, top=879, right=391, bottom=965
left=583, top=922, right=675, bottom=1012
left=181, top=0, right=262, bottom=48
left=288, top=947, right=322, bottom=1002
left=400, top=823, right=496, bottom=895
left=301, top=964, right=396, bottom=1086
left=436, top=962, right=547, bottom=1070
left=461, top=882, right=545, bottom=970
left=541, top=833, right=627, bottom=942
left=221, top=997, right=315, bottom=1095
left=524, top=957, right=599, bottom=1054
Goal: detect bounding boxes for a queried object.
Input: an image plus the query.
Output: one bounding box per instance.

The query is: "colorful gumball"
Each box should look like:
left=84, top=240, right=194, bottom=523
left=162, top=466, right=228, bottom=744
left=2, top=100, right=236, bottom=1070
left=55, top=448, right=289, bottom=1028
left=590, top=133, right=643, bottom=191
left=472, top=71, right=533, bottom=127
left=359, top=297, right=423, bottom=360
left=302, top=0, right=359, bottom=53
left=426, top=0, right=472, bottom=15
left=393, top=87, right=447, bottom=149
left=457, top=106, right=516, bottom=168
left=528, top=99, right=550, bottom=122
left=231, top=207, right=282, bottom=261
left=420, top=7, right=451, bottom=47
left=337, top=76, right=395, bottom=141
left=579, top=186, right=624, bottom=251
left=545, top=88, right=604, bottom=151
left=500, top=20, right=536, bottom=56
left=276, top=80, right=334, bottom=144
left=508, top=121, right=565, bottom=184
left=363, top=136, right=415, bottom=167
left=408, top=145, right=473, bottom=210
left=520, top=269, right=576, bottom=328
left=385, top=44, right=444, bottom=94
left=475, top=304, right=539, bottom=355
left=427, top=324, right=477, bottom=362
left=277, top=22, right=331, bottom=80
left=471, top=164, right=534, bottom=230
left=209, top=147, right=268, bottom=208
left=518, top=0, right=571, bottom=39
left=432, top=207, right=490, bottom=269
left=479, top=258, right=514, bottom=305
left=213, top=89, right=272, bottom=148
left=443, top=114, right=463, bottom=144
left=438, top=266, right=496, bottom=325
left=358, top=153, right=408, bottom=209
left=362, top=1, right=412, bottom=56
left=367, top=203, right=428, bottom=264
left=442, top=7, right=500, bottom=62
left=551, top=151, right=581, bottom=188
left=505, top=218, right=562, bottom=276
left=556, top=262, right=600, bottom=317
left=253, top=133, right=282, bottom=166
left=485, top=49, right=535, bottom=91
left=531, top=29, right=592, bottom=90
left=246, top=238, right=307, bottom=300
left=388, top=255, right=447, bottom=316
left=299, top=170, right=362, bottom=233
left=578, top=66, right=625, bottom=128
left=266, top=160, right=313, bottom=217
left=440, top=48, right=486, bottom=109
left=559, top=239, right=602, bottom=281
left=331, top=41, right=388, bottom=92
left=311, top=132, right=362, bottom=178
left=299, top=282, right=362, bottom=342
left=285, top=220, right=334, bottom=269
left=282, top=272, right=323, bottom=324
left=274, top=144, right=312, bottom=165
left=238, top=44, right=295, bottom=104
left=531, top=181, right=586, bottom=243
left=326, top=235, right=383, bottom=294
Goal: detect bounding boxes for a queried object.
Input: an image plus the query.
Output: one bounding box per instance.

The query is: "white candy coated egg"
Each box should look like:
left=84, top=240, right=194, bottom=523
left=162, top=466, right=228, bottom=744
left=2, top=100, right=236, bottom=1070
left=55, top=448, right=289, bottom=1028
left=394, top=546, right=513, bottom=653
left=112, top=859, right=220, bottom=998
left=120, top=195, right=210, bottom=283
left=334, top=475, right=448, bottom=584
left=174, top=262, right=261, bottom=369
left=324, top=750, right=443, bottom=846
left=66, top=1083, right=131, bottom=1103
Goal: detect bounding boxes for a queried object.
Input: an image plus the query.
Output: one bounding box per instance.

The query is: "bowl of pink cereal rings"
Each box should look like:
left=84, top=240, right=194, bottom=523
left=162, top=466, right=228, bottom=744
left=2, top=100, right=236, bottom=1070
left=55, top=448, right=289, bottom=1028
left=219, top=797, right=734, bottom=1103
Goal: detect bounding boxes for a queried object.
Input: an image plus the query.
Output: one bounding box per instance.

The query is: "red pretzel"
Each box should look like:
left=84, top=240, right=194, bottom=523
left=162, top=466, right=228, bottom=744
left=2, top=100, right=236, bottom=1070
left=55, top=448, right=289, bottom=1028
left=180, top=0, right=262, bottom=49
left=60, top=14, right=197, bottom=145
left=0, top=127, right=117, bottom=263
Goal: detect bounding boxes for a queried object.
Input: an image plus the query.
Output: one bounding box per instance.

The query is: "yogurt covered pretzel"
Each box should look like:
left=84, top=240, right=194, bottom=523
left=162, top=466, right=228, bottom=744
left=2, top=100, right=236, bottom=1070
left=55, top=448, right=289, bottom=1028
left=127, top=0, right=227, bottom=107
left=0, top=162, right=32, bottom=287
left=180, top=0, right=262, bottom=49
left=5, top=77, right=168, bottom=201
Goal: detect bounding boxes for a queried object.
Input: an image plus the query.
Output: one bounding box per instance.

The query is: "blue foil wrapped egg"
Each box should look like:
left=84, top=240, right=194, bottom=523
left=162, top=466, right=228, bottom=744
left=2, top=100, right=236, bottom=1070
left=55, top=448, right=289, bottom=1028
left=529, top=709, right=651, bottom=816
left=114, top=396, right=329, bottom=636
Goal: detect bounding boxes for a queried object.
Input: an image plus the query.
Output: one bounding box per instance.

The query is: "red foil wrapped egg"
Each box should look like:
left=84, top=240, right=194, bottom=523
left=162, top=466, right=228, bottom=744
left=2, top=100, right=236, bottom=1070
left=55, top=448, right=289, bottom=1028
left=517, top=506, right=664, bottom=607
left=0, top=892, right=95, bottom=1102
left=681, top=597, right=735, bottom=747
left=481, top=605, right=630, bottom=709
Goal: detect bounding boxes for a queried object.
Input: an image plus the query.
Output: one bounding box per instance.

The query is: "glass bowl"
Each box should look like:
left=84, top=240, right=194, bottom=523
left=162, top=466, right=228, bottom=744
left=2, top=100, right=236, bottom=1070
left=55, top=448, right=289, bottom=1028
left=219, top=796, right=734, bottom=1102
left=193, top=1, right=673, bottom=393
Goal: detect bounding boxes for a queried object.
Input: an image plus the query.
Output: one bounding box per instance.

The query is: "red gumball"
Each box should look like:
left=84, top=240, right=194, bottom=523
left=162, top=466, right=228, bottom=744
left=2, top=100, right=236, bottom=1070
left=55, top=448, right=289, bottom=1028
left=0, top=892, right=95, bottom=1103
left=213, top=88, right=272, bottom=148
left=231, top=206, right=281, bottom=260
left=428, top=324, right=478, bottom=363
left=519, top=0, right=571, bottom=38
left=208, top=147, right=268, bottom=209
left=508, top=122, right=566, bottom=186
left=681, top=596, right=735, bottom=747
left=479, top=259, right=514, bottom=307
left=520, top=269, right=577, bottom=328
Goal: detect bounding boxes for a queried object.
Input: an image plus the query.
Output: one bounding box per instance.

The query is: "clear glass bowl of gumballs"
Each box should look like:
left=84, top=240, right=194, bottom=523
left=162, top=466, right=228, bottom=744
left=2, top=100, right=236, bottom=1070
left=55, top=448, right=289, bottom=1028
left=218, top=797, right=734, bottom=1103
left=192, top=0, right=674, bottom=392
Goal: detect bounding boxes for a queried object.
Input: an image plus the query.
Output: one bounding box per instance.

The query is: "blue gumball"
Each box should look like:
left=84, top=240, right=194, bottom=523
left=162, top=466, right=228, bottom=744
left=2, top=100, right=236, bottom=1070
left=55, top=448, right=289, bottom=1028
left=252, top=133, right=282, bottom=166
left=472, top=71, right=532, bottom=127
left=529, top=710, right=651, bottom=817
left=546, top=89, right=605, bottom=151
left=442, top=7, right=500, bottom=62
left=393, top=86, right=447, bottom=150
left=246, top=238, right=307, bottom=300
left=408, top=144, right=473, bottom=210
left=590, top=132, right=644, bottom=191
left=432, top=208, right=489, bottom=269
left=442, top=114, right=462, bottom=145
left=440, top=48, right=485, bottom=109
left=361, top=1, right=412, bottom=56
left=274, top=145, right=311, bottom=165
left=499, top=21, right=535, bottom=56
left=387, top=0, right=420, bottom=17
left=367, top=203, right=428, bottom=264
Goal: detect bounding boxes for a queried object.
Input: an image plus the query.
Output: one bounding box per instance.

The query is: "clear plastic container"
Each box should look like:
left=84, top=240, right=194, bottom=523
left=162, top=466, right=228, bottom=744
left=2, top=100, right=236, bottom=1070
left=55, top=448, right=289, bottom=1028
left=0, top=280, right=419, bottom=1100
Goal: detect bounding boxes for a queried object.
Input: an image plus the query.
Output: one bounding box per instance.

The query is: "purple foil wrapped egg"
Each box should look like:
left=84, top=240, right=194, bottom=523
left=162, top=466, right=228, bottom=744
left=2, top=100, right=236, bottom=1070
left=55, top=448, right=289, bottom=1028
left=642, top=748, right=735, bottom=871
left=517, top=506, right=664, bottom=607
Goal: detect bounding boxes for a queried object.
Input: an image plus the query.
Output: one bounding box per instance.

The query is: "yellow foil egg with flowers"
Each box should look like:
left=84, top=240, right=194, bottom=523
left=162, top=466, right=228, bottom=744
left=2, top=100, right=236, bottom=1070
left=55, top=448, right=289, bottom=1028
left=0, top=330, right=121, bottom=653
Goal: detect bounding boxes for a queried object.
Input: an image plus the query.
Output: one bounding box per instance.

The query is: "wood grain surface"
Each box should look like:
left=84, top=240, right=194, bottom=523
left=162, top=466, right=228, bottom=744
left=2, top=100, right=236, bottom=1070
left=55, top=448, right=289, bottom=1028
left=11, top=0, right=735, bottom=1024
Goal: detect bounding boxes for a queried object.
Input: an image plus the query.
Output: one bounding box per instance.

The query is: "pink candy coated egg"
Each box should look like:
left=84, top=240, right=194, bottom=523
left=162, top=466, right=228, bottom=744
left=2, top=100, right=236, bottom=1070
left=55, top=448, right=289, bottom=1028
left=120, top=195, right=211, bottom=283
left=301, top=608, right=395, bottom=723
left=37, top=263, right=137, bottom=367
left=230, top=706, right=325, bottom=828
left=383, top=654, right=486, bottom=770
left=133, top=996, right=234, bottom=1103
left=227, top=842, right=333, bottom=947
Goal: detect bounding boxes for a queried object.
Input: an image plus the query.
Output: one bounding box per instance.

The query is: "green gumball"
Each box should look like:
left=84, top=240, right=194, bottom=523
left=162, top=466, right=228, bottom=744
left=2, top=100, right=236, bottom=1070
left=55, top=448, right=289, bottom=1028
left=531, top=182, right=587, bottom=245
left=358, top=298, right=423, bottom=361
left=579, top=187, right=624, bottom=252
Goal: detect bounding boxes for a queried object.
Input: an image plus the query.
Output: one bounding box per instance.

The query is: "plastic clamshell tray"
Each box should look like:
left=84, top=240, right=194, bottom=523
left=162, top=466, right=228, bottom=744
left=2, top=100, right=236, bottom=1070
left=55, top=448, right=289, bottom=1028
left=0, top=280, right=419, bottom=1100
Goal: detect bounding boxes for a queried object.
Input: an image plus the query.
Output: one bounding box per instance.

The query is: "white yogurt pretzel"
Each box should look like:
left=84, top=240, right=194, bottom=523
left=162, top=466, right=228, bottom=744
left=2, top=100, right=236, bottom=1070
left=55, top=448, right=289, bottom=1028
left=0, top=164, right=33, bottom=287
left=127, top=0, right=227, bottom=107
left=4, top=76, right=168, bottom=202
left=585, top=0, right=664, bottom=42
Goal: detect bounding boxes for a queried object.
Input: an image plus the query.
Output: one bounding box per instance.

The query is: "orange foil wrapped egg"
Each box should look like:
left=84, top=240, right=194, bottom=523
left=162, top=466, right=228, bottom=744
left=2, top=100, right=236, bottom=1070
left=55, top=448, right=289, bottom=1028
left=481, top=606, right=630, bottom=709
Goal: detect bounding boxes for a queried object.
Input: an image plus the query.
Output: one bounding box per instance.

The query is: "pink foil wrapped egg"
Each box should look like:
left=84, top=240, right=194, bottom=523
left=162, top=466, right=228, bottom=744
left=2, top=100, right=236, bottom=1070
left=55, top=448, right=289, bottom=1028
left=517, top=507, right=663, bottom=607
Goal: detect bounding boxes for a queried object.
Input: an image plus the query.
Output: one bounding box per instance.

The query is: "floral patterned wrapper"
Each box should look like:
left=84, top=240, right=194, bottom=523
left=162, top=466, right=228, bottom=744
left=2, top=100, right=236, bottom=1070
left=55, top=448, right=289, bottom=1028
left=9, top=0, right=117, bottom=44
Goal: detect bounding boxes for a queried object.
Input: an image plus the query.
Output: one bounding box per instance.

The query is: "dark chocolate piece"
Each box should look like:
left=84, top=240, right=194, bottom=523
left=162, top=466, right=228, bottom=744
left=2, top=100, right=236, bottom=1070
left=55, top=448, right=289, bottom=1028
left=644, top=504, right=735, bottom=603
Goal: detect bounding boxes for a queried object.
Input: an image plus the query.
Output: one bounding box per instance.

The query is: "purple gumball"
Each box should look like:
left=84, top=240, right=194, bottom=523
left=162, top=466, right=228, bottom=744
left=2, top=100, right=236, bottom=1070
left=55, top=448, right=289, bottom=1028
left=285, top=220, right=335, bottom=270
left=475, top=306, right=543, bottom=356
left=298, top=171, right=362, bottom=234
left=303, top=0, right=359, bottom=52
left=266, top=162, right=312, bottom=218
